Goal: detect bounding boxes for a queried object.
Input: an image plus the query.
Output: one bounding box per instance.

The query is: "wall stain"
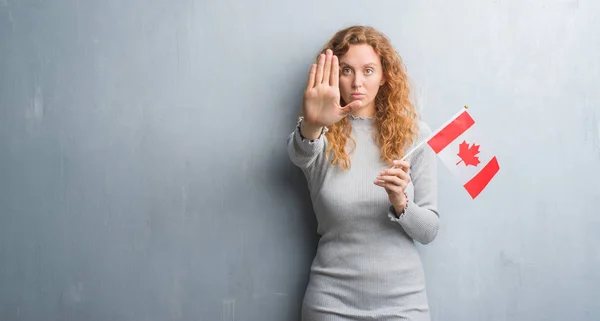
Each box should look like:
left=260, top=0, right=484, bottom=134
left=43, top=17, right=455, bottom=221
left=26, top=85, right=44, bottom=134
left=594, top=109, right=600, bottom=159
left=583, top=99, right=600, bottom=160
left=222, top=299, right=235, bottom=321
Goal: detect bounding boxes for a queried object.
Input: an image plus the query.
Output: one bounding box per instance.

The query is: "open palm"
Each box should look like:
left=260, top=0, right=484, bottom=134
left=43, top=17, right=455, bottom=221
left=302, top=49, right=362, bottom=127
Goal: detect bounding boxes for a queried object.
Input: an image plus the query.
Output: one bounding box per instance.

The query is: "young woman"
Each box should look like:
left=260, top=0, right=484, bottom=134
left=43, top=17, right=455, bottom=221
left=287, top=25, right=440, bottom=320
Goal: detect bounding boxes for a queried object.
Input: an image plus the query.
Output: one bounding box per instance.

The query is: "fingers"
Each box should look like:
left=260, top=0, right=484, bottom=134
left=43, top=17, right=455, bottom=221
left=375, top=175, right=405, bottom=187
left=373, top=177, right=407, bottom=194
left=330, top=55, right=339, bottom=87
left=307, top=64, right=316, bottom=89
left=315, top=53, right=325, bottom=85
left=311, top=49, right=338, bottom=88
left=391, top=160, right=410, bottom=171
left=322, top=50, right=332, bottom=84
left=380, top=165, right=410, bottom=178
left=377, top=168, right=410, bottom=185
left=375, top=163, right=411, bottom=192
left=377, top=172, right=410, bottom=189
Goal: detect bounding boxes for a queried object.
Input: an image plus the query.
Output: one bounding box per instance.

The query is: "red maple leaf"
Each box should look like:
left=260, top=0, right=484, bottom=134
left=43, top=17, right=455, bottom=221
left=456, top=140, right=481, bottom=166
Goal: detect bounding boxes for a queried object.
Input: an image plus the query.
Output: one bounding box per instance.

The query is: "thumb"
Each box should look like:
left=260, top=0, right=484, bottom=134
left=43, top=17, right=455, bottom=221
left=342, top=100, right=363, bottom=113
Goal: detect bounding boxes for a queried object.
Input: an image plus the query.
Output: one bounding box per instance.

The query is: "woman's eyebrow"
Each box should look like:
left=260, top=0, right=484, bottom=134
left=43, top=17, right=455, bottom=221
left=339, top=62, right=378, bottom=68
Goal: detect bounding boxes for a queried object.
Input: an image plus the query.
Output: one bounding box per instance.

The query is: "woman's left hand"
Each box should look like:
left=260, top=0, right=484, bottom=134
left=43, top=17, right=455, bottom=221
left=374, top=160, right=411, bottom=212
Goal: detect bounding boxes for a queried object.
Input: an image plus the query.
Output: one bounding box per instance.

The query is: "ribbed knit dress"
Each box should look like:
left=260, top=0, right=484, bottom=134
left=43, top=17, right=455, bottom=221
left=287, top=114, right=440, bottom=321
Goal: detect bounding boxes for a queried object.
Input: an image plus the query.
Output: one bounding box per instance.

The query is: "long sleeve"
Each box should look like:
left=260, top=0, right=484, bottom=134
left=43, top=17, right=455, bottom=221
left=286, top=117, right=328, bottom=171
left=388, top=122, right=440, bottom=245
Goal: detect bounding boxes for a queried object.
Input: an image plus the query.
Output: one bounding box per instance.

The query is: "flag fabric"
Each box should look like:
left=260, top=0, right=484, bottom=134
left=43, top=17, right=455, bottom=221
left=426, top=107, right=500, bottom=199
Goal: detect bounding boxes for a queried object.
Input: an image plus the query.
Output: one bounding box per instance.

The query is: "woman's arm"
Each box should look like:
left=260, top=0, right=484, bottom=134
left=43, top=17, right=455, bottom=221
left=387, top=122, right=440, bottom=245
left=286, top=117, right=328, bottom=170
left=288, top=49, right=362, bottom=171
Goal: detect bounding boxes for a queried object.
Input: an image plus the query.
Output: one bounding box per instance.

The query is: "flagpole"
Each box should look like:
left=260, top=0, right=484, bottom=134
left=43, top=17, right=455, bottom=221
left=394, top=105, right=469, bottom=165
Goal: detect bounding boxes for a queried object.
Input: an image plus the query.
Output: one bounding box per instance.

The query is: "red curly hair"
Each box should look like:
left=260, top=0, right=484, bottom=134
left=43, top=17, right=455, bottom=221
left=317, top=25, right=418, bottom=170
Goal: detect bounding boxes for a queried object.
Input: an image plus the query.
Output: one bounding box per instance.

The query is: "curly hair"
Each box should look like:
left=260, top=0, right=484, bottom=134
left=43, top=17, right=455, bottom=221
left=317, top=25, right=418, bottom=170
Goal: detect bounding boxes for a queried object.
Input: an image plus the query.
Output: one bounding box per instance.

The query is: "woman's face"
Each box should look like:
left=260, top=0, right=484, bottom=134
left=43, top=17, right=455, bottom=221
left=338, top=44, right=385, bottom=117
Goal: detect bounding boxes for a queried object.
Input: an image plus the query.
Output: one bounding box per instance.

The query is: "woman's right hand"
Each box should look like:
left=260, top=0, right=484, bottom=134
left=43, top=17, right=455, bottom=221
left=301, top=49, right=363, bottom=129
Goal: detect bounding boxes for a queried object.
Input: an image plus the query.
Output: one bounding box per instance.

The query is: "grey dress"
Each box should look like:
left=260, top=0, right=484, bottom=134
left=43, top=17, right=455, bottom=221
left=287, top=115, right=440, bottom=321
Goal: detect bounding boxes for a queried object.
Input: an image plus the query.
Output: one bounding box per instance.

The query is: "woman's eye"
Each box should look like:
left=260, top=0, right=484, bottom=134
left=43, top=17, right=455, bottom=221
left=342, top=68, right=352, bottom=74
left=365, top=69, right=374, bottom=75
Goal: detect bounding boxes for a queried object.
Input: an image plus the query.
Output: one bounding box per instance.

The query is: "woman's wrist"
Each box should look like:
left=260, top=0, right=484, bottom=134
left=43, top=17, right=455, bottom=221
left=392, top=192, right=409, bottom=217
left=298, top=116, right=325, bottom=140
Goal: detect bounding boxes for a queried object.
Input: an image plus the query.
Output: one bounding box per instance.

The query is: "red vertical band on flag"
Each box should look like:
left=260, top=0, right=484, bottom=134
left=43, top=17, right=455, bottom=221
left=464, top=156, right=500, bottom=199
left=427, top=111, right=475, bottom=154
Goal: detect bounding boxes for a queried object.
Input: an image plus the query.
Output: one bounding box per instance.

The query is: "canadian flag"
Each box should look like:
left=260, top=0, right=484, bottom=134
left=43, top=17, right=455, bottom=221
left=426, top=107, right=500, bottom=199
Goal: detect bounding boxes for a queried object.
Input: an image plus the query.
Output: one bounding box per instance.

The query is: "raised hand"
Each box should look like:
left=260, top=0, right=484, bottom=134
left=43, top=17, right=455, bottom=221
left=301, top=49, right=363, bottom=128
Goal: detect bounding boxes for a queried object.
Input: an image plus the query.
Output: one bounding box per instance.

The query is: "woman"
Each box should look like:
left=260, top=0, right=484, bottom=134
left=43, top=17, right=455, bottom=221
left=287, top=25, right=440, bottom=320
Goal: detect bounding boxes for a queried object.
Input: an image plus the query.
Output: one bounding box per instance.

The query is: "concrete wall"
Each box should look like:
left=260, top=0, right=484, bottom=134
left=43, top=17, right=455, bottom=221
left=1, top=0, right=598, bottom=320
